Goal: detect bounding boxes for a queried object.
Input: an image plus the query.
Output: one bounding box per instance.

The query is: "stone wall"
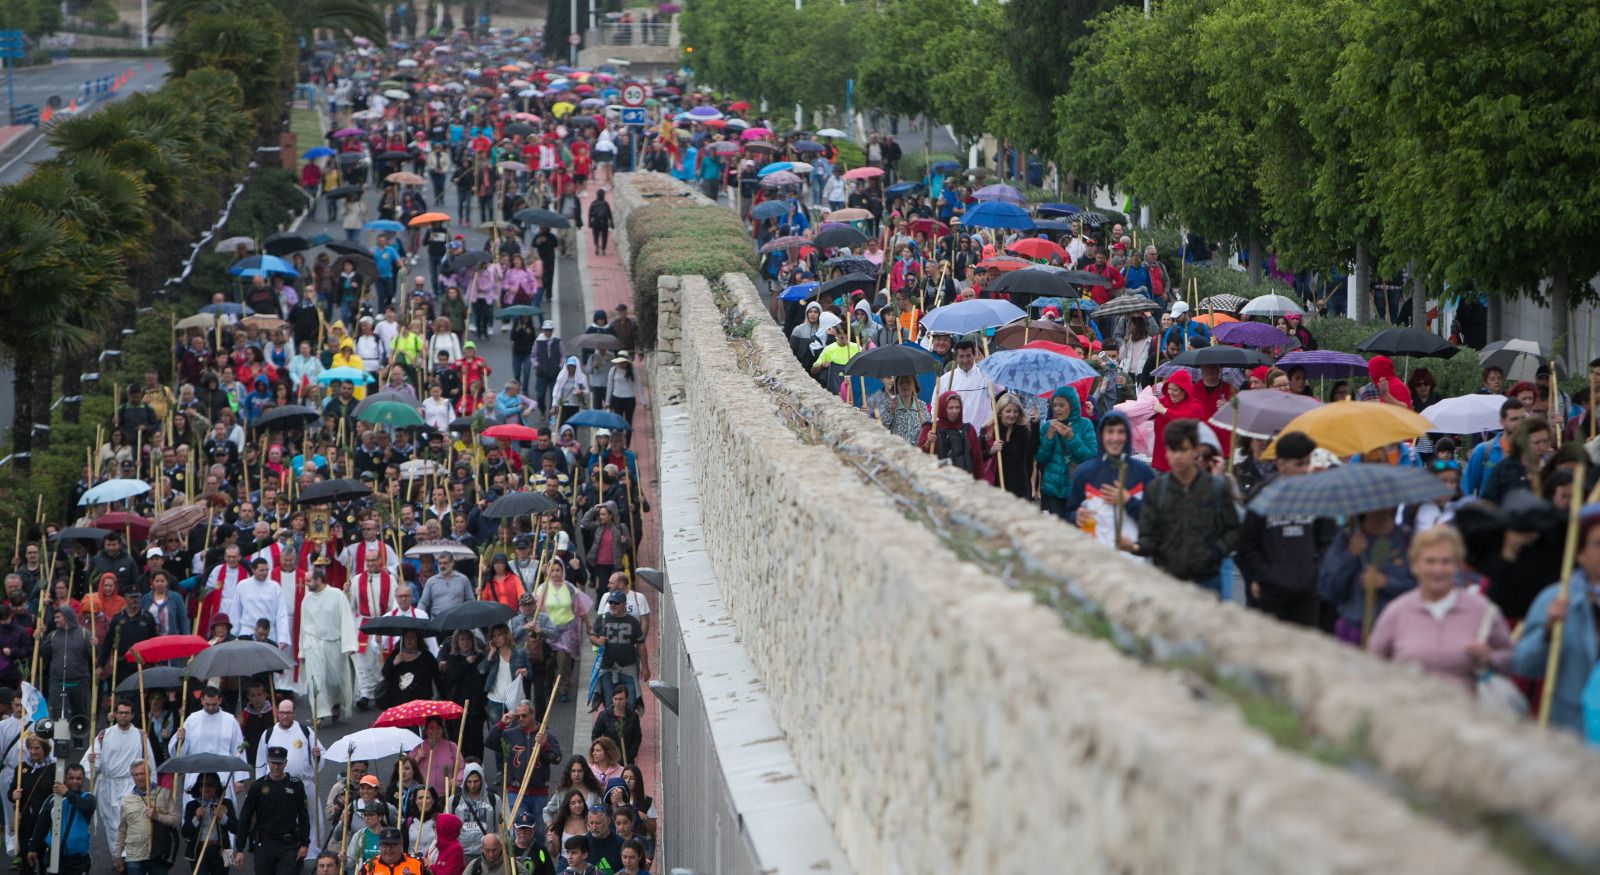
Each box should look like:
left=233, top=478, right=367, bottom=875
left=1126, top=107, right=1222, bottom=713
left=608, top=171, right=1600, bottom=872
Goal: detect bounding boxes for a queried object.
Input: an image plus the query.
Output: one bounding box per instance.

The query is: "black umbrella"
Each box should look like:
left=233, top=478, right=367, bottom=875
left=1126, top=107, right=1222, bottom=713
left=336, top=153, right=364, bottom=166
left=816, top=273, right=878, bottom=300
left=50, top=527, right=112, bottom=543
left=158, top=752, right=252, bottom=775
left=1355, top=327, right=1458, bottom=359
left=986, top=269, right=1078, bottom=299
left=447, top=417, right=479, bottom=433
left=115, top=665, right=186, bottom=694
left=813, top=225, right=869, bottom=249
left=324, top=185, right=363, bottom=199
left=360, top=615, right=435, bottom=637
left=324, top=240, right=368, bottom=257
left=791, top=140, right=824, bottom=153
left=379, top=150, right=412, bottom=162
left=251, top=404, right=320, bottom=431
left=263, top=233, right=310, bottom=256
left=513, top=208, right=570, bottom=228
left=454, top=250, right=493, bottom=269
left=570, top=333, right=624, bottom=351
left=1058, top=269, right=1113, bottom=289
left=1168, top=346, right=1275, bottom=369
left=186, top=640, right=294, bottom=678
left=566, top=115, right=599, bottom=128
left=295, top=478, right=370, bottom=505
left=429, top=600, right=516, bottom=633
left=842, top=344, right=942, bottom=378
left=483, top=491, right=557, bottom=519
left=822, top=255, right=875, bottom=275
left=505, top=122, right=537, bottom=136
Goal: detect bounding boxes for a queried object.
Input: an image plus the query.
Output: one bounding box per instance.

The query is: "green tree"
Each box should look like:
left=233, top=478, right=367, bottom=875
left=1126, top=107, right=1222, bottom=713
left=163, top=13, right=292, bottom=120
left=1332, top=0, right=1600, bottom=347
left=0, top=0, right=62, bottom=40
left=857, top=0, right=970, bottom=120
left=152, top=0, right=385, bottom=44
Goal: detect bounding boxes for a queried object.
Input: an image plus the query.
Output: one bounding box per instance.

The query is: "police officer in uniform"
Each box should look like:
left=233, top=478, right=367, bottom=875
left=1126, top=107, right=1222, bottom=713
left=235, top=746, right=311, bottom=875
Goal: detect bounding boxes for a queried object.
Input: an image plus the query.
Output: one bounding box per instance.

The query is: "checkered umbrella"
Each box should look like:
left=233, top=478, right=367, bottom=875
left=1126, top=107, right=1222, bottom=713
left=372, top=700, right=465, bottom=729
left=1249, top=464, right=1450, bottom=518
left=1198, top=294, right=1248, bottom=313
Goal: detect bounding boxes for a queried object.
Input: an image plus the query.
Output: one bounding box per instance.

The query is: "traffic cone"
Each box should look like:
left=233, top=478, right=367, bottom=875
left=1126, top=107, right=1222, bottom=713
left=40, top=106, right=53, bottom=123
left=67, top=98, right=77, bottom=113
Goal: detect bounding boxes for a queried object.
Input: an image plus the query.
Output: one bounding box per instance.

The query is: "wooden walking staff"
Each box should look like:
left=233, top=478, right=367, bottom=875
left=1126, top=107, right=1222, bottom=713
left=445, top=698, right=469, bottom=811
left=508, top=682, right=562, bottom=829
left=1538, top=460, right=1588, bottom=727
left=979, top=337, right=1005, bottom=492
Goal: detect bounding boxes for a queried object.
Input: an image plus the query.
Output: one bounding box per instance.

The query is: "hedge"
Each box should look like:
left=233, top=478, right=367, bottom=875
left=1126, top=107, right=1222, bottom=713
left=1306, top=315, right=1485, bottom=398
left=626, top=195, right=758, bottom=347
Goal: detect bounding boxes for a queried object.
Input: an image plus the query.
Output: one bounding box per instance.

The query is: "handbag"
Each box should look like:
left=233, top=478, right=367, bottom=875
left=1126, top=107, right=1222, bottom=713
left=1475, top=602, right=1528, bottom=718
left=150, top=793, right=181, bottom=867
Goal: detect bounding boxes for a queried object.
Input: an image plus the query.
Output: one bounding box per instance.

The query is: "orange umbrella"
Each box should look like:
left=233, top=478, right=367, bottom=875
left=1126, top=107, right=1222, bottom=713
left=1192, top=312, right=1239, bottom=326
left=1267, top=401, right=1431, bottom=458
left=407, top=212, right=451, bottom=226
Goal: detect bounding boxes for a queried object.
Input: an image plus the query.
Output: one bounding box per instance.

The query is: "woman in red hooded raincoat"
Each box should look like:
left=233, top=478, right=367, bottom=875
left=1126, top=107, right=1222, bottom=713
left=916, top=391, right=984, bottom=478
left=1151, top=370, right=1207, bottom=472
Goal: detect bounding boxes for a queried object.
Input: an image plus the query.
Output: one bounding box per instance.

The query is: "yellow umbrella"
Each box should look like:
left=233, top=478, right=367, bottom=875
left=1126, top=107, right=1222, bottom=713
left=550, top=102, right=575, bottom=118
left=1267, top=401, right=1431, bottom=458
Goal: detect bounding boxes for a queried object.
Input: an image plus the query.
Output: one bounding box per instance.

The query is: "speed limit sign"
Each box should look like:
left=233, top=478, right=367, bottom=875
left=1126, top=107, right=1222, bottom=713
left=621, top=83, right=646, bottom=107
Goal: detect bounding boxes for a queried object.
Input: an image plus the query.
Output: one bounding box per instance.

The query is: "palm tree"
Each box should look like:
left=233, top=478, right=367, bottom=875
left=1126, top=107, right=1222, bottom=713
left=163, top=14, right=293, bottom=120
left=0, top=203, right=127, bottom=474
left=151, top=0, right=386, bottom=45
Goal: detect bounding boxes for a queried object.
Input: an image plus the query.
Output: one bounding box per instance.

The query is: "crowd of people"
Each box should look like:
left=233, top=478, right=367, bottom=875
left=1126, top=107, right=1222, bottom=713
left=712, top=125, right=1600, bottom=741
left=0, top=23, right=678, bottom=875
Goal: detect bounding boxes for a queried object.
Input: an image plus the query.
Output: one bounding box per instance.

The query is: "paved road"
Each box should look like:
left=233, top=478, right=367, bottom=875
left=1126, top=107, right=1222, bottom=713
left=0, top=58, right=170, bottom=186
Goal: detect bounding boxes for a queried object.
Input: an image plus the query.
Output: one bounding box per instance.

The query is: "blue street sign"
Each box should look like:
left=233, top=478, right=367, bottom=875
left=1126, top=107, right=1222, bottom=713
left=620, top=107, right=646, bottom=126
left=0, top=29, right=23, bottom=59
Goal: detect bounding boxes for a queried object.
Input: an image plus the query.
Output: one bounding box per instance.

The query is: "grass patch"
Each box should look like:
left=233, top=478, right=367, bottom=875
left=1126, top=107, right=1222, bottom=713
left=625, top=195, right=758, bottom=346
left=289, top=105, right=324, bottom=155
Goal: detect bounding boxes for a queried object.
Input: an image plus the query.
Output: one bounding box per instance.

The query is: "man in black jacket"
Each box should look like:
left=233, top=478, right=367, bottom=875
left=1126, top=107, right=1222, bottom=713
left=1236, top=431, right=1336, bottom=627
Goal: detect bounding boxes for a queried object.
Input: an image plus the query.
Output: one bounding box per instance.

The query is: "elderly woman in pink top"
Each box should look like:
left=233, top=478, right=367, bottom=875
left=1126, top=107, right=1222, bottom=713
left=1367, top=526, right=1512, bottom=693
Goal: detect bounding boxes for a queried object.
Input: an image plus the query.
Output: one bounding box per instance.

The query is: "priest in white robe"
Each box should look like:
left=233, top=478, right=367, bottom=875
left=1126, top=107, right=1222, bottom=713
left=346, top=552, right=398, bottom=706
left=83, top=699, right=155, bottom=855
left=931, top=340, right=998, bottom=428
left=221, top=558, right=291, bottom=646
left=169, top=686, right=248, bottom=794
left=336, top=521, right=400, bottom=578
left=251, top=699, right=324, bottom=855
left=299, top=570, right=357, bottom=723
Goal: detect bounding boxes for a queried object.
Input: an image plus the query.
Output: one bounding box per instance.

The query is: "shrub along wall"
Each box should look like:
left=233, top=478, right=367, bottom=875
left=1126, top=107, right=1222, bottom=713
left=621, top=173, right=759, bottom=348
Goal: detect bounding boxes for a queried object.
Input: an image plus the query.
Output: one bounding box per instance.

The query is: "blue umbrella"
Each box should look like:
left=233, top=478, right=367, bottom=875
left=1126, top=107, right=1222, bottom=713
left=750, top=201, right=791, bottom=221
left=1035, top=202, right=1081, bottom=216
left=309, top=232, right=333, bottom=247
left=317, top=366, right=370, bottom=384
left=961, top=201, right=1034, bottom=231
left=363, top=220, right=406, bottom=232
left=302, top=146, right=335, bottom=159
left=1034, top=219, right=1076, bottom=233
left=228, top=254, right=298, bottom=277
left=199, top=302, right=252, bottom=316
left=980, top=348, right=1099, bottom=396
left=929, top=159, right=961, bottom=174
left=79, top=478, right=152, bottom=506
left=756, top=161, right=794, bottom=177
left=779, top=282, right=818, bottom=302
left=565, top=409, right=632, bottom=431
left=792, top=139, right=824, bottom=153
left=885, top=182, right=922, bottom=198
left=921, top=299, right=1027, bottom=335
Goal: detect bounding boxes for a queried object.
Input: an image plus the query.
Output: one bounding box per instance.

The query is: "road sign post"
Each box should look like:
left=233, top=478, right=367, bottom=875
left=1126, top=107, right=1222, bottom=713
left=620, top=107, right=646, bottom=126
left=620, top=83, right=645, bottom=108
left=0, top=30, right=23, bottom=126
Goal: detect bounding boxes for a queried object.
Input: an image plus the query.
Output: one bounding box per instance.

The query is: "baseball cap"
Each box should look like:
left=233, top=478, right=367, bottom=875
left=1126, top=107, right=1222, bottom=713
left=359, top=775, right=381, bottom=787
left=266, top=746, right=289, bottom=763
left=379, top=828, right=403, bottom=844
left=513, top=813, right=537, bottom=829
left=146, top=546, right=164, bottom=558
left=464, top=340, right=476, bottom=349
left=518, top=592, right=535, bottom=605
left=607, top=591, right=627, bottom=605
left=1169, top=301, right=1190, bottom=317
left=564, top=355, right=579, bottom=366
left=594, top=428, right=610, bottom=438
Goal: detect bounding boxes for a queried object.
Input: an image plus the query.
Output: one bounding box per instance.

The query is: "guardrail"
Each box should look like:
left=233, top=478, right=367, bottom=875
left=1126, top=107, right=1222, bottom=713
left=589, top=21, right=671, bottom=47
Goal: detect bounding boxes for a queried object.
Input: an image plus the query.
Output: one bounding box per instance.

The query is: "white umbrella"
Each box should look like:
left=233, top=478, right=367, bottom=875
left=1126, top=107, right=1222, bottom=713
left=383, top=89, right=410, bottom=100
left=213, top=236, right=254, bottom=253
left=1478, top=338, right=1562, bottom=382
left=396, top=58, right=419, bottom=68
left=1239, top=294, right=1305, bottom=318
left=79, top=478, right=152, bottom=506
left=1420, top=394, right=1506, bottom=435
left=323, top=727, right=423, bottom=763
left=816, top=128, right=847, bottom=138
left=405, top=539, right=476, bottom=559
left=399, top=459, right=441, bottom=479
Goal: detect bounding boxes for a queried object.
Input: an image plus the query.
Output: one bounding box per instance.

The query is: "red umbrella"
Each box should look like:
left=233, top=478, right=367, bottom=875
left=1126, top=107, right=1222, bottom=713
left=126, top=634, right=209, bottom=663
left=1022, top=340, right=1084, bottom=359
left=842, top=166, right=883, bottom=180
left=905, top=218, right=949, bottom=238
left=482, top=424, right=540, bottom=441
left=373, top=700, right=465, bottom=728
left=95, top=511, right=151, bottom=541
left=1006, top=238, right=1067, bottom=261
left=728, top=100, right=750, bottom=112
left=976, top=256, right=1031, bottom=273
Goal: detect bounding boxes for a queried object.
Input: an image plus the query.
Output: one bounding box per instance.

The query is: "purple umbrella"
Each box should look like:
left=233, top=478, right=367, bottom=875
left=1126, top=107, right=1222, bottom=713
left=688, top=105, right=723, bottom=120
left=1208, top=388, right=1322, bottom=440
left=760, top=170, right=803, bottom=187
left=1212, top=321, right=1299, bottom=350
left=759, top=235, right=808, bottom=254
left=333, top=127, right=365, bottom=138
left=1276, top=350, right=1368, bottom=378
left=972, top=183, right=1026, bottom=206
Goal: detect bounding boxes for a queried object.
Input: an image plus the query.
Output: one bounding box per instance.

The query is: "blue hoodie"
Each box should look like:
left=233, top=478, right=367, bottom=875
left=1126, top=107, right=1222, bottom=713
left=1035, top=385, right=1098, bottom=499
left=1066, top=410, right=1155, bottom=520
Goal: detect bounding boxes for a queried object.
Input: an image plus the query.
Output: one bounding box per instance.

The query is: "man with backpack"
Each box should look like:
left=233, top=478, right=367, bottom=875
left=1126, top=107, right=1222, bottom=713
left=532, top=321, right=565, bottom=414
left=1120, top=418, right=1240, bottom=597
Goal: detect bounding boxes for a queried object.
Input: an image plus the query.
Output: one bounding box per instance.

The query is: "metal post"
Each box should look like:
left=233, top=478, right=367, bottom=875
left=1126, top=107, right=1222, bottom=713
left=570, top=0, right=578, bottom=66
left=141, top=0, right=149, bottom=48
